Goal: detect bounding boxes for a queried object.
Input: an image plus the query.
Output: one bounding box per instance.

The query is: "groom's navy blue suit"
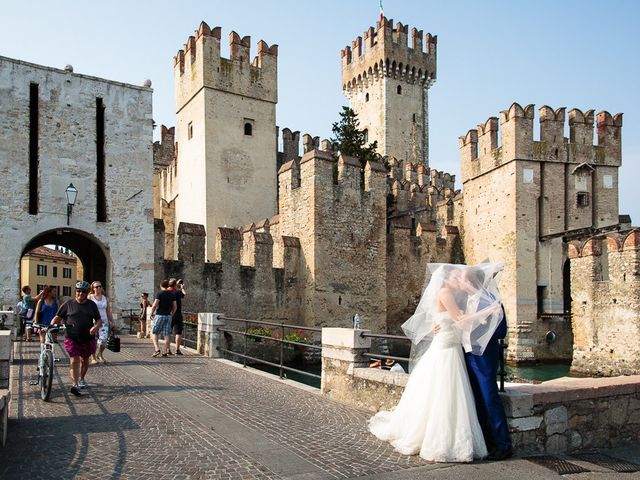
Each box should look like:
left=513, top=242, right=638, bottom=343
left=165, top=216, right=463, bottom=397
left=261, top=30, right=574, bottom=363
left=464, top=302, right=512, bottom=453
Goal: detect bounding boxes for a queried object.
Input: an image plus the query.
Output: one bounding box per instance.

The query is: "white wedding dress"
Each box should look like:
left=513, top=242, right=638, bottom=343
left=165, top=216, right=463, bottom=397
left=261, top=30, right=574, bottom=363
left=369, top=311, right=488, bottom=462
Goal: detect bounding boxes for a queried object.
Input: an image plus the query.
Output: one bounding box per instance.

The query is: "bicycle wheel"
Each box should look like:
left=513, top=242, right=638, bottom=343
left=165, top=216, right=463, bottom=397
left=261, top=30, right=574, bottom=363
left=40, top=349, right=54, bottom=401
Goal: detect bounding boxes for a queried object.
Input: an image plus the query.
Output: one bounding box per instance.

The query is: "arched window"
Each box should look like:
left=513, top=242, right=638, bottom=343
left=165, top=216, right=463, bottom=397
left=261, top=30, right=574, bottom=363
left=363, top=128, right=368, bottom=143
left=365, top=92, right=369, bottom=102
left=397, top=85, right=402, bottom=95
left=244, top=122, right=252, bottom=136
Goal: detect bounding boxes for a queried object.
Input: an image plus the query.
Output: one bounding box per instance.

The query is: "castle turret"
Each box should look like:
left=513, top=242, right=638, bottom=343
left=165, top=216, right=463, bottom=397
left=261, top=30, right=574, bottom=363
left=460, top=102, right=624, bottom=364
left=172, top=21, right=279, bottom=260
left=341, top=17, right=437, bottom=167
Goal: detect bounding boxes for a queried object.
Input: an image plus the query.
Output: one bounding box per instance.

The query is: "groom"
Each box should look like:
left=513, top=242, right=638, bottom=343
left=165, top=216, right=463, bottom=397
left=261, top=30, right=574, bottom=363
left=462, top=267, right=513, bottom=460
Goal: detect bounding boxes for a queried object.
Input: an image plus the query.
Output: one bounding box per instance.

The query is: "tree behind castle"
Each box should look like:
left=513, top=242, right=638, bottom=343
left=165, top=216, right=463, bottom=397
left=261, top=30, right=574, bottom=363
left=331, top=106, right=379, bottom=167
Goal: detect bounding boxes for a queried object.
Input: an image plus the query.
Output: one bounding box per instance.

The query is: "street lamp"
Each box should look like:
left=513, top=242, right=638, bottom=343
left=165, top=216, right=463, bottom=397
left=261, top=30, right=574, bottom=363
left=65, top=183, right=78, bottom=226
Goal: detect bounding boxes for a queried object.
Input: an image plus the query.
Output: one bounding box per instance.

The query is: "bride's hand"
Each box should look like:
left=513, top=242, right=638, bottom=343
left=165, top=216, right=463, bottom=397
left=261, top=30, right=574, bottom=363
left=432, top=324, right=441, bottom=335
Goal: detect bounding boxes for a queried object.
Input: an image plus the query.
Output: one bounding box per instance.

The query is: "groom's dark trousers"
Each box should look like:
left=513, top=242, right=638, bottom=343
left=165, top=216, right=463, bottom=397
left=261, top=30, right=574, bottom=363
left=464, top=307, right=512, bottom=453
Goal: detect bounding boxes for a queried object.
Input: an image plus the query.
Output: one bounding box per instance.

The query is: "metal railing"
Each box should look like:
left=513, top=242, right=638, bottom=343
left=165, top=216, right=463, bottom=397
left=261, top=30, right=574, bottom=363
left=182, top=321, right=198, bottom=349
left=216, top=316, right=321, bottom=381
left=361, top=331, right=508, bottom=392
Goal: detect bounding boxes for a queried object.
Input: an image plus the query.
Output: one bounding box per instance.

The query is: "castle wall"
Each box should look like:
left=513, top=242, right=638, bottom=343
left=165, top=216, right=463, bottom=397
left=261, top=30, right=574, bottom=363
left=569, top=231, right=640, bottom=376
left=460, top=103, right=622, bottom=362
left=278, top=150, right=388, bottom=331
left=173, top=22, right=278, bottom=260
left=385, top=222, right=462, bottom=334
left=155, top=223, right=301, bottom=323
left=0, top=56, right=154, bottom=311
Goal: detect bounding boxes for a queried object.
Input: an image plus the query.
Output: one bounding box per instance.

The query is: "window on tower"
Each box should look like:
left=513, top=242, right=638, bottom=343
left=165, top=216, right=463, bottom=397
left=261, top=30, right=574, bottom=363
left=397, top=85, right=402, bottom=95
left=363, top=129, right=368, bottom=143
left=244, top=118, right=254, bottom=136
left=576, top=192, right=590, bottom=207
left=365, top=93, right=369, bottom=102
left=187, top=122, right=193, bottom=140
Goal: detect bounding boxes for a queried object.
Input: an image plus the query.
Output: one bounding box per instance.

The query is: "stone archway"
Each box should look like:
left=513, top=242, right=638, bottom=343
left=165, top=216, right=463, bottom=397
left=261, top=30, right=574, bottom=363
left=21, top=229, right=109, bottom=292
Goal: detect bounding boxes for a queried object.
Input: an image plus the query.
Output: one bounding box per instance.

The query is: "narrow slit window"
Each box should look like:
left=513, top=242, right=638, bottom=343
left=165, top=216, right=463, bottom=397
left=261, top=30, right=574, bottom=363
left=96, top=97, right=107, bottom=222
left=187, top=121, right=193, bottom=139
left=244, top=122, right=253, bottom=136
left=29, top=83, right=39, bottom=214
left=397, top=85, right=402, bottom=94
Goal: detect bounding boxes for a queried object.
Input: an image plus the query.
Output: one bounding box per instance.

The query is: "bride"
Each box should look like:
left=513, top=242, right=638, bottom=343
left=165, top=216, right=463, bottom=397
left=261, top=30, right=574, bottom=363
left=368, top=263, right=504, bottom=463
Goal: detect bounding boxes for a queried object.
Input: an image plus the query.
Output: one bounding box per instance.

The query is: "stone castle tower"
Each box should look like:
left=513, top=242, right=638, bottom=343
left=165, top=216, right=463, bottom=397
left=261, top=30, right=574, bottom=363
left=460, top=103, right=623, bottom=362
left=172, top=22, right=279, bottom=259
left=341, top=17, right=437, bottom=166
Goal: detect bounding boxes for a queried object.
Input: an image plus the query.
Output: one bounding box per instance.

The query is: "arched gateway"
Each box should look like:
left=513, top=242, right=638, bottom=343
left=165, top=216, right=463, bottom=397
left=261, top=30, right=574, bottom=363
left=0, top=55, right=154, bottom=318
left=22, top=229, right=108, bottom=291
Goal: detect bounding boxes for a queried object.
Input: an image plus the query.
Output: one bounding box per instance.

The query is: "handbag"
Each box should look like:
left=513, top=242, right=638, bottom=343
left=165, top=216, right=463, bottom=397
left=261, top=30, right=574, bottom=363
left=106, top=331, right=121, bottom=352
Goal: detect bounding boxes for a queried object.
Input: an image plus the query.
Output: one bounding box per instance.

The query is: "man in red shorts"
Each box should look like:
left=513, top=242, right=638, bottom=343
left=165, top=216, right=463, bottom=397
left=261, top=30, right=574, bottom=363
left=51, top=280, right=102, bottom=396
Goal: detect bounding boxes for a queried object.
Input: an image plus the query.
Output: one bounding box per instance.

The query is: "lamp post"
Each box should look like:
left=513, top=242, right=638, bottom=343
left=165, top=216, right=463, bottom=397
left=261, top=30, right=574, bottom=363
left=65, top=183, right=78, bottom=226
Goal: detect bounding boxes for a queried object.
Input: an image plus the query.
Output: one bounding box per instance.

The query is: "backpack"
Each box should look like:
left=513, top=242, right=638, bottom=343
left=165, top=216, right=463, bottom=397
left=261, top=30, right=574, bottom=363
left=17, top=301, right=33, bottom=319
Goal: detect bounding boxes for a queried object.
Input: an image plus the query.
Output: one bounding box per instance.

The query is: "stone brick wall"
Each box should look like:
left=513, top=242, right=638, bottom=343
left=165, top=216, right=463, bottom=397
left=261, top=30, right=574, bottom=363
left=156, top=223, right=301, bottom=323
left=0, top=56, right=154, bottom=314
left=569, top=230, right=640, bottom=375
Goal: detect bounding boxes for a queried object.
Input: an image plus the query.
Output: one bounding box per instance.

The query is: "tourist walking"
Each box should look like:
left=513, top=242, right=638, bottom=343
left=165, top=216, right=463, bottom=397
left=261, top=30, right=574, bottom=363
left=139, top=292, right=150, bottom=338
left=89, top=281, right=114, bottom=365
left=168, top=278, right=186, bottom=355
left=51, top=280, right=102, bottom=396
left=369, top=263, right=504, bottom=463
left=149, top=279, right=176, bottom=357
left=32, top=286, right=58, bottom=345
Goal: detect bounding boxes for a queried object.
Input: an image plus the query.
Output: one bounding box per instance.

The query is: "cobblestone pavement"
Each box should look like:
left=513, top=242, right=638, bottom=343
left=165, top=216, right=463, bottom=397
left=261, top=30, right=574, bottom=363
left=1, top=337, right=639, bottom=480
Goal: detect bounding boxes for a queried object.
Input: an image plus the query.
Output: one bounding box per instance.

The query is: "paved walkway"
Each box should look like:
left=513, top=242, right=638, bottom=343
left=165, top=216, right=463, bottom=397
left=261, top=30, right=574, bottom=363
left=1, top=337, right=639, bottom=479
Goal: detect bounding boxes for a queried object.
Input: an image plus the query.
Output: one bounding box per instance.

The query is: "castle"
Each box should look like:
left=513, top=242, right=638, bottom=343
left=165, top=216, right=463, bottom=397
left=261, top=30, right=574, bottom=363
left=154, top=18, right=638, bottom=368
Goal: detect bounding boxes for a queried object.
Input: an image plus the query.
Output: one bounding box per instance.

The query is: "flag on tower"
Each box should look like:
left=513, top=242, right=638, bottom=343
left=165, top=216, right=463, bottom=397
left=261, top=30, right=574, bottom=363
left=379, top=0, right=384, bottom=21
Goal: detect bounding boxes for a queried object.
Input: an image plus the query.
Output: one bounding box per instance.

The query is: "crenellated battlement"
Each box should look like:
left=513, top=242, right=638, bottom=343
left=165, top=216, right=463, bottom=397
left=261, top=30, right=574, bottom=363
left=278, top=150, right=387, bottom=200
left=278, top=126, right=336, bottom=166
left=568, top=229, right=640, bottom=260
left=174, top=21, right=278, bottom=109
left=341, top=16, right=437, bottom=93
left=153, top=125, right=176, bottom=170
left=386, top=157, right=457, bottom=220
left=460, top=102, right=623, bottom=183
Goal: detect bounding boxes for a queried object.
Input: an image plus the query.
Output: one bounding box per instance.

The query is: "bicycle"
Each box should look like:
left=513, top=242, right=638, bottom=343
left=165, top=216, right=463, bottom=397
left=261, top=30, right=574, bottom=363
left=29, top=323, right=64, bottom=401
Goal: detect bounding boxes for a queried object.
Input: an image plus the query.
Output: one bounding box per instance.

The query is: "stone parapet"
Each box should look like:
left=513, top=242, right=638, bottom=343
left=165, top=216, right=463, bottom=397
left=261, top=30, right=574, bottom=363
left=320, top=327, right=640, bottom=454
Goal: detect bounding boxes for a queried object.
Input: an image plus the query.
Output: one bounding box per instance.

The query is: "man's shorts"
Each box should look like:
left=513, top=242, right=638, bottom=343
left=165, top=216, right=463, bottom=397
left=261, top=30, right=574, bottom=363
left=171, top=315, right=184, bottom=335
left=64, top=337, right=97, bottom=359
left=152, top=314, right=172, bottom=337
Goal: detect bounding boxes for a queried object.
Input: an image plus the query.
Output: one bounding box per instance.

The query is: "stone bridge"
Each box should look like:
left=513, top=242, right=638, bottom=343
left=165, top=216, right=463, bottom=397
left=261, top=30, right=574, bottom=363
left=1, top=337, right=639, bottom=479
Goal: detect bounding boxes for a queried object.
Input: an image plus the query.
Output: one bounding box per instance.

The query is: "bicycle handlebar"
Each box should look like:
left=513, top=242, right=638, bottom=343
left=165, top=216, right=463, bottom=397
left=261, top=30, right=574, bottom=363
left=30, top=324, right=65, bottom=332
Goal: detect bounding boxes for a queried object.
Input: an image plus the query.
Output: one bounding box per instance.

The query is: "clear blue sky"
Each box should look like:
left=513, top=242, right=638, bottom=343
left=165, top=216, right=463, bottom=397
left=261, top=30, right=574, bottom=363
left=3, top=1, right=639, bottom=222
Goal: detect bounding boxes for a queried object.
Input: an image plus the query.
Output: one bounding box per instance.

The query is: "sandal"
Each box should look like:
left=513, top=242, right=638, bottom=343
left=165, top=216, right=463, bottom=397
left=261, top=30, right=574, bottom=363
left=152, top=350, right=161, bottom=357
